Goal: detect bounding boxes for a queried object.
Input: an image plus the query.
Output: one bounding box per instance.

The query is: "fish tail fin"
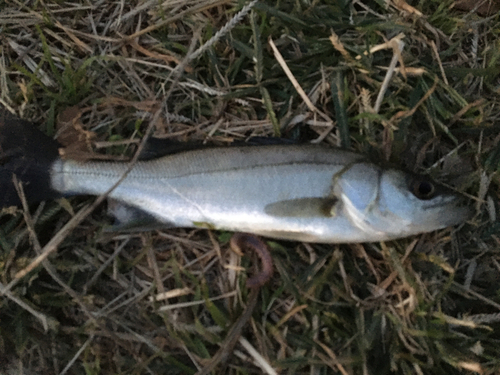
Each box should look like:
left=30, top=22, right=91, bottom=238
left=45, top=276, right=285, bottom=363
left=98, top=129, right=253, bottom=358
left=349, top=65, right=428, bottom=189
left=0, top=111, right=62, bottom=207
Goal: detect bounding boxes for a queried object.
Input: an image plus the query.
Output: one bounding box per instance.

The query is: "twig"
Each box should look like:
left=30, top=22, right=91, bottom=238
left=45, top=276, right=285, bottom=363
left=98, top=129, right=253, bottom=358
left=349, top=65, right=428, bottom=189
left=374, top=36, right=405, bottom=113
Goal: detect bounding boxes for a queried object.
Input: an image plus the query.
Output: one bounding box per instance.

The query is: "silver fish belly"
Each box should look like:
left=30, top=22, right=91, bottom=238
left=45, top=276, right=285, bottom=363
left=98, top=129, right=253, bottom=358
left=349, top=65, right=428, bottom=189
left=49, top=145, right=472, bottom=243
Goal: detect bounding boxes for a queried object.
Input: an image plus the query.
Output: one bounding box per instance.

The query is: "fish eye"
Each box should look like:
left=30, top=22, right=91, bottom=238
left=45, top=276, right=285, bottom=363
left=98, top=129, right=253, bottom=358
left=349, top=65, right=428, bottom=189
left=410, top=179, right=436, bottom=200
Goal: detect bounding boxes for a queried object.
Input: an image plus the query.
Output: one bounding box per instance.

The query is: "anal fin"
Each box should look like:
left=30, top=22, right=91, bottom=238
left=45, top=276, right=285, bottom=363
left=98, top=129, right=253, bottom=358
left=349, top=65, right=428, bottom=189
left=106, top=199, right=173, bottom=232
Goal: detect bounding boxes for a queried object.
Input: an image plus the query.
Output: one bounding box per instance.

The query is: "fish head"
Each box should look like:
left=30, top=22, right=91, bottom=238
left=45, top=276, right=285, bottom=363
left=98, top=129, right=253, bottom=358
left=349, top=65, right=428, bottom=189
left=335, top=164, right=473, bottom=239
left=374, top=170, right=472, bottom=236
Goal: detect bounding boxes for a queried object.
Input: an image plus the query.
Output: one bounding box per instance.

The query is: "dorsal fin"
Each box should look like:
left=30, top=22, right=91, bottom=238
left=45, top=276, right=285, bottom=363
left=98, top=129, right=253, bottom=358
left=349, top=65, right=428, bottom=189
left=138, top=138, right=206, bottom=160
left=138, top=136, right=298, bottom=161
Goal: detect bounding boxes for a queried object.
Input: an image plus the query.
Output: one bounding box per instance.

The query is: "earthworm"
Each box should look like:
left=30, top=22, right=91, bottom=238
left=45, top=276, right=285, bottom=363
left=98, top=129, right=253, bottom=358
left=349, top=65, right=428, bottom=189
left=230, top=233, right=273, bottom=288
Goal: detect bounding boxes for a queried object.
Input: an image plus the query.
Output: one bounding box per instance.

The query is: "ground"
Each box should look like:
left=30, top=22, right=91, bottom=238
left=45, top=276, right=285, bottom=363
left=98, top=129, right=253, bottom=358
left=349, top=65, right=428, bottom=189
left=0, top=0, right=499, bottom=374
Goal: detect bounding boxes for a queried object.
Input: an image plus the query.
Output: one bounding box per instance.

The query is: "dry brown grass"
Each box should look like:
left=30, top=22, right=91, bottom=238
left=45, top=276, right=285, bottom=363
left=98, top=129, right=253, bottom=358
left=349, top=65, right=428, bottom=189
left=1, top=0, right=500, bottom=374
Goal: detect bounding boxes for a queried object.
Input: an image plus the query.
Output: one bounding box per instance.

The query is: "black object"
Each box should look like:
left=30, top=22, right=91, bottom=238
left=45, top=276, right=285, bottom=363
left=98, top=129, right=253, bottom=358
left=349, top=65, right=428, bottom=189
left=0, top=111, right=62, bottom=207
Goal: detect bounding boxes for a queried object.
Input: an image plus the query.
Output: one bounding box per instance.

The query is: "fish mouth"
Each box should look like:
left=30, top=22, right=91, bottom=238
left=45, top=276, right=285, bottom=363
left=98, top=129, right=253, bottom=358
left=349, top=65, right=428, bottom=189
left=422, top=195, right=473, bottom=229
left=439, top=203, right=474, bottom=227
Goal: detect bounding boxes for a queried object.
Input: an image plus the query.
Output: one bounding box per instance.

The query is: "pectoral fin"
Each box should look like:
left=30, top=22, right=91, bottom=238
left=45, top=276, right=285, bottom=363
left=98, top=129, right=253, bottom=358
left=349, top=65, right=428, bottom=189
left=264, top=197, right=339, bottom=218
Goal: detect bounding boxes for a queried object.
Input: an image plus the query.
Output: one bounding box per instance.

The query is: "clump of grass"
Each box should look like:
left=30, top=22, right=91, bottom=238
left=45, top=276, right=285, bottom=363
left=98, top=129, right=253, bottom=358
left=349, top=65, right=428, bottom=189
left=0, top=1, right=499, bottom=374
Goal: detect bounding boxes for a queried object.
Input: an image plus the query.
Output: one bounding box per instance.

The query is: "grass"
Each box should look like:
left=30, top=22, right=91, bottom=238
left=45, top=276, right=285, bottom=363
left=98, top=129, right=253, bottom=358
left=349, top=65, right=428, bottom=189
left=1, top=0, right=500, bottom=374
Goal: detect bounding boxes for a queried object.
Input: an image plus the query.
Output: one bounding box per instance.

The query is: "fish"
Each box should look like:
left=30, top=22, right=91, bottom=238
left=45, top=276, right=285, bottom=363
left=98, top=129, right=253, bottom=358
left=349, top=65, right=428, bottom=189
left=0, top=113, right=472, bottom=243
